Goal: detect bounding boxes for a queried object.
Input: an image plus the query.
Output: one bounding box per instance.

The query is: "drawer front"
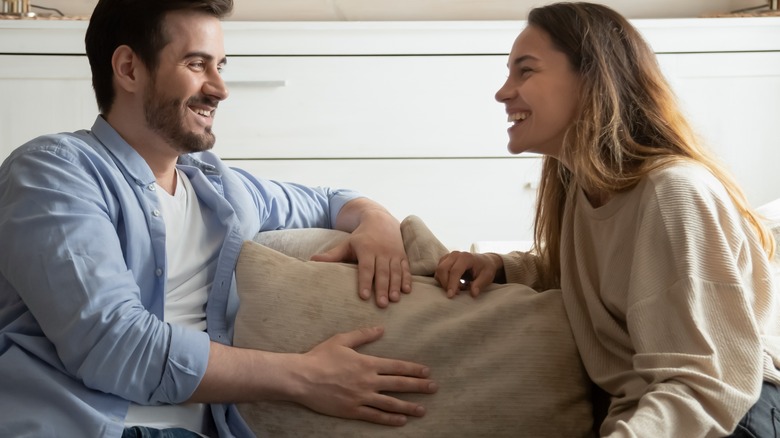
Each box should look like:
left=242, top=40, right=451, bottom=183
left=0, top=55, right=97, bottom=161
left=215, top=55, right=511, bottom=159
left=657, top=51, right=780, bottom=207
left=226, top=156, right=542, bottom=251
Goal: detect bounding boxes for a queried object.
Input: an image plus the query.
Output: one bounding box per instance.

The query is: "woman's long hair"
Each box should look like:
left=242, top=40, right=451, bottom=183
left=527, top=2, right=774, bottom=288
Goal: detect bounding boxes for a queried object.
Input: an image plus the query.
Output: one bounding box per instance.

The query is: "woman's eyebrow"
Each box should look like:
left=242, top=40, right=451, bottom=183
left=510, top=54, right=539, bottom=67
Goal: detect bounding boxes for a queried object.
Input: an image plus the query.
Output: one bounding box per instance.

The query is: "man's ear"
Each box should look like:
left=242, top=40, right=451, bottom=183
left=111, top=45, right=146, bottom=93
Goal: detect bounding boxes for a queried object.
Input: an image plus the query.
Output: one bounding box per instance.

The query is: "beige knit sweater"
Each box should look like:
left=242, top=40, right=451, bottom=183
left=501, top=162, right=780, bottom=437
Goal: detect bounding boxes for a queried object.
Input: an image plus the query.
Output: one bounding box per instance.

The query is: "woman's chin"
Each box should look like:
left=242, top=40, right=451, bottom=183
left=507, top=141, right=532, bottom=156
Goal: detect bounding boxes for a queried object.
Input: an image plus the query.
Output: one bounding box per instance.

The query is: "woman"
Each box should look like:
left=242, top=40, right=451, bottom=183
left=435, top=2, right=780, bottom=436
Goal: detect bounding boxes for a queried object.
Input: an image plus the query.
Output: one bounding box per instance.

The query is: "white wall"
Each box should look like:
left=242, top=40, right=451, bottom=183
left=32, top=0, right=762, bottom=20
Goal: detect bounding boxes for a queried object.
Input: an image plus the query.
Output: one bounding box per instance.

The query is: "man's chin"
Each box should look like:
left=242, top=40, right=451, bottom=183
left=177, top=134, right=216, bottom=154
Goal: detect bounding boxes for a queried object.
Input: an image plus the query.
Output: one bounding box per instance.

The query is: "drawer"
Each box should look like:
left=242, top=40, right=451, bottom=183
left=656, top=51, right=780, bottom=207
left=0, top=55, right=97, bottom=160
left=226, top=156, right=542, bottom=251
left=215, top=55, right=511, bottom=159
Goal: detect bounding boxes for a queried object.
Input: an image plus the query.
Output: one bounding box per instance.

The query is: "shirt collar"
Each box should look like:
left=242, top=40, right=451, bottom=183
left=90, top=115, right=157, bottom=187
left=90, top=115, right=222, bottom=185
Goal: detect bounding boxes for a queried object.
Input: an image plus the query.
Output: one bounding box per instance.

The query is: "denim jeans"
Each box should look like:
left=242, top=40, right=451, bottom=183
left=728, top=381, right=780, bottom=437
left=121, top=426, right=203, bottom=438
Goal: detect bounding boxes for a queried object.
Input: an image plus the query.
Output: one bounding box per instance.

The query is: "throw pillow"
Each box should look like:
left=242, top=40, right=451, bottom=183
left=234, top=216, right=593, bottom=437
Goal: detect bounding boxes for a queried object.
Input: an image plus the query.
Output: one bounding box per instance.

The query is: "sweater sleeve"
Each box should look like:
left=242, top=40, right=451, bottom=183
left=500, top=251, right=549, bottom=291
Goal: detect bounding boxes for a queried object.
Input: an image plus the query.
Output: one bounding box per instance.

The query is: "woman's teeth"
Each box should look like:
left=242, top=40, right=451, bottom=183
left=507, top=112, right=528, bottom=123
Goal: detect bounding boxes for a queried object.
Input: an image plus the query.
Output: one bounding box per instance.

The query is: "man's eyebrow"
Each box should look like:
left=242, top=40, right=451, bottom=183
left=184, top=51, right=228, bottom=65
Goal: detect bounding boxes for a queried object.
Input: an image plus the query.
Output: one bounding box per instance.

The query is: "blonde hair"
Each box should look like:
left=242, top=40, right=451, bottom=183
left=527, top=2, right=774, bottom=287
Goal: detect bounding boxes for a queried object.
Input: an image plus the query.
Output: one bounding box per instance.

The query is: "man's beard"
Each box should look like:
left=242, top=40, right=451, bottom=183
left=143, top=80, right=217, bottom=154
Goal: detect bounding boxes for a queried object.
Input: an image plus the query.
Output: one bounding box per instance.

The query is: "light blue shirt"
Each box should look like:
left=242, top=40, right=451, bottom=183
left=0, top=116, right=360, bottom=437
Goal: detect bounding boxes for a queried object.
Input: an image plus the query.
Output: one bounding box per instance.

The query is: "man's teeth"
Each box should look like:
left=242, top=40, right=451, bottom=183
left=193, top=108, right=212, bottom=117
left=507, top=112, right=528, bottom=122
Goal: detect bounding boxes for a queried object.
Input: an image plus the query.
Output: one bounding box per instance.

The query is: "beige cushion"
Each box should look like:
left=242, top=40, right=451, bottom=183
left=234, top=216, right=593, bottom=437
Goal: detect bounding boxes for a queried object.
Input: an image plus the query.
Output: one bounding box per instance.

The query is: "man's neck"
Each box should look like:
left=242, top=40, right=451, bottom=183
left=105, top=112, right=180, bottom=195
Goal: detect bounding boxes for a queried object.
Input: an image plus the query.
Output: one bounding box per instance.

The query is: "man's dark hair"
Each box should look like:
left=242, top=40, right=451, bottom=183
left=85, top=0, right=233, bottom=114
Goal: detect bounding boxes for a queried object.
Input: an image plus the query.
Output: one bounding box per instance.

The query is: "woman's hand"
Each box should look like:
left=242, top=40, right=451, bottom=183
left=292, top=326, right=438, bottom=426
left=435, top=251, right=504, bottom=298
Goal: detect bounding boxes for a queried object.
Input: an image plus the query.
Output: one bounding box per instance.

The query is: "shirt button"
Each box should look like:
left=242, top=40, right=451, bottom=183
left=152, top=209, right=161, bottom=217
left=155, top=268, right=163, bottom=277
left=148, top=184, right=156, bottom=191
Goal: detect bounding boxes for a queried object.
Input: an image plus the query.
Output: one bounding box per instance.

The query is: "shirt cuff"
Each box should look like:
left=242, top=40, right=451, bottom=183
left=153, top=324, right=211, bottom=404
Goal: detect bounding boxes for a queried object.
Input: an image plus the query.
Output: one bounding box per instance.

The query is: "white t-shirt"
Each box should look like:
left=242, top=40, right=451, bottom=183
left=125, top=169, right=223, bottom=434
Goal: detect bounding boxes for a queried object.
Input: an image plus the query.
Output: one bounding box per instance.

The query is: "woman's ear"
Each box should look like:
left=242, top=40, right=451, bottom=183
left=111, top=45, right=145, bottom=93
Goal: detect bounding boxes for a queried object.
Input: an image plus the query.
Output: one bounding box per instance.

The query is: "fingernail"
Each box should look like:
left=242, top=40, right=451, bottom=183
left=360, top=289, right=370, bottom=299
left=378, top=296, right=388, bottom=307
left=390, top=290, right=400, bottom=301
left=415, top=405, right=426, bottom=416
left=428, top=382, right=438, bottom=392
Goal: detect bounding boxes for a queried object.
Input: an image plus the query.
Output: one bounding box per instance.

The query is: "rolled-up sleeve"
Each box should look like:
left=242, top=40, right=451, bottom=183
left=0, top=139, right=209, bottom=405
left=226, top=163, right=363, bottom=231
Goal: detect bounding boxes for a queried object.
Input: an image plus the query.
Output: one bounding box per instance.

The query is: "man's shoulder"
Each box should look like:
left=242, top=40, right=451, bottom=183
left=10, top=129, right=100, bottom=161
left=0, top=129, right=117, bottom=181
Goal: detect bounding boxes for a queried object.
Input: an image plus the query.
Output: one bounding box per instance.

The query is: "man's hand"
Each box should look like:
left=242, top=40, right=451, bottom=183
left=190, top=327, right=438, bottom=427
left=311, top=199, right=411, bottom=308
left=291, top=326, right=437, bottom=426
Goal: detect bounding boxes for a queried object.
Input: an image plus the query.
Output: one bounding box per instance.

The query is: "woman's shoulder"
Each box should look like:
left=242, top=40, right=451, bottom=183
left=644, top=160, right=729, bottom=203
left=634, top=160, right=744, bottom=233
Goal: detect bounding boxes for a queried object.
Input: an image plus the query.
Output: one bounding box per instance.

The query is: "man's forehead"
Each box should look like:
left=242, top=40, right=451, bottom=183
left=159, top=11, right=226, bottom=59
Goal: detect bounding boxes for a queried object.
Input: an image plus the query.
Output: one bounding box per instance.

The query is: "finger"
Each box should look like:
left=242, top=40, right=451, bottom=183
left=375, top=375, right=438, bottom=395
left=400, top=258, right=412, bottom=294
left=434, top=254, right=456, bottom=296
left=469, top=270, right=494, bottom=298
left=368, top=256, right=391, bottom=307
left=355, top=255, right=378, bottom=303
left=365, top=392, right=429, bottom=418
left=352, top=405, right=409, bottom=427
left=386, top=257, right=404, bottom=302
left=374, top=357, right=431, bottom=379
left=446, top=254, right=475, bottom=297
left=446, top=268, right=468, bottom=299
left=332, top=326, right=384, bottom=349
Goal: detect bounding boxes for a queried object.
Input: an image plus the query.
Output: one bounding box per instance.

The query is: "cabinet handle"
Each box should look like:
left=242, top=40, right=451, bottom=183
left=226, top=80, right=287, bottom=88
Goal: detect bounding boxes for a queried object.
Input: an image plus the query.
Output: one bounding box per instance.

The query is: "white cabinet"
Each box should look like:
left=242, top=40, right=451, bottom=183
left=1, top=18, right=779, bottom=249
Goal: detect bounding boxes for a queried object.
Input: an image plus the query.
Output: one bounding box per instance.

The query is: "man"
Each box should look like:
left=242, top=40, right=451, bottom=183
left=0, top=0, right=437, bottom=436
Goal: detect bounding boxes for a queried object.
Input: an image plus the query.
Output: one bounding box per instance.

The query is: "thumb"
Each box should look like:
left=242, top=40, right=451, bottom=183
left=310, top=240, right=353, bottom=263
left=336, top=326, right=385, bottom=349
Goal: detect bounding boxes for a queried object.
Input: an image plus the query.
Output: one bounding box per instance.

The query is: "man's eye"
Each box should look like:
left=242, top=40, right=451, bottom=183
left=190, top=61, right=205, bottom=70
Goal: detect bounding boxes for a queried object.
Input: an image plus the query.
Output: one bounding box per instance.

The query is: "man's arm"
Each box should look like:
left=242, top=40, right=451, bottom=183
left=188, top=327, right=437, bottom=426
left=226, top=165, right=410, bottom=307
